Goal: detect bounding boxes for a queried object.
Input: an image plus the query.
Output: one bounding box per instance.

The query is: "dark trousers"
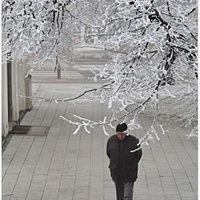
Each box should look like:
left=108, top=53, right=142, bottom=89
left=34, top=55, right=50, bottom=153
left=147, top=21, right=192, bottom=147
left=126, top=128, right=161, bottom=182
left=115, top=181, right=134, bottom=200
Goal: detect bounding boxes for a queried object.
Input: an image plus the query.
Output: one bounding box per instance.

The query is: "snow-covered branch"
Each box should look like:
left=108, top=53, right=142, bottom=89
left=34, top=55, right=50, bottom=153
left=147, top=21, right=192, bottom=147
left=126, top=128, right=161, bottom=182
left=2, top=0, right=197, bottom=140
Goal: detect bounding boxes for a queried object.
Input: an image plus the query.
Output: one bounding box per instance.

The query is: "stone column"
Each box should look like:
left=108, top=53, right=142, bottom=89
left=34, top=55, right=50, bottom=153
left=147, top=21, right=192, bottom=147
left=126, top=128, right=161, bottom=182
left=2, top=62, right=9, bottom=138
left=25, top=74, right=32, bottom=111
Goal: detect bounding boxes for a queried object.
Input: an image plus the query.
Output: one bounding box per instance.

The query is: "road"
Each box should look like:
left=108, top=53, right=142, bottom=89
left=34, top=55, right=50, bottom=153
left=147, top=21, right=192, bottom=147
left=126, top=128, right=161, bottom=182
left=31, top=60, right=107, bottom=84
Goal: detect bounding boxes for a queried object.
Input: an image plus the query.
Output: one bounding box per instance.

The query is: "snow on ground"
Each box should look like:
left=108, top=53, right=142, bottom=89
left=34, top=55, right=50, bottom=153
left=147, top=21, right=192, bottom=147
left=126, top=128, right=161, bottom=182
left=141, top=84, right=197, bottom=129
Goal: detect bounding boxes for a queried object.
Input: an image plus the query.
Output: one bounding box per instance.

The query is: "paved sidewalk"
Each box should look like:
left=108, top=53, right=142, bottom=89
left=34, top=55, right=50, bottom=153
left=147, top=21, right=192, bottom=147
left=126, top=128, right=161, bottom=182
left=2, top=83, right=198, bottom=200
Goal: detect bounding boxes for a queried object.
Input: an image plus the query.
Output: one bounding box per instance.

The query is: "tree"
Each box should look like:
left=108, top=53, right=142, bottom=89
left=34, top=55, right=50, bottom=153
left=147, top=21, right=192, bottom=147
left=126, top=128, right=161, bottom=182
left=61, top=0, right=198, bottom=143
left=2, top=0, right=198, bottom=144
left=2, top=0, right=100, bottom=74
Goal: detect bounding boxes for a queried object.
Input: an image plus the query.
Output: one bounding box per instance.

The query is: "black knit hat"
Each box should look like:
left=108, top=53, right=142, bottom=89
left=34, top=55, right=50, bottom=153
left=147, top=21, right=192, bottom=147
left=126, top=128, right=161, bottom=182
left=116, top=123, right=127, bottom=132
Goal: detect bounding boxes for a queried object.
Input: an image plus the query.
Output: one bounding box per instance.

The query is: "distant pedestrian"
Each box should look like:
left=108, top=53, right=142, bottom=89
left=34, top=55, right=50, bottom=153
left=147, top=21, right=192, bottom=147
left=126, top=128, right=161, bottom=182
left=106, top=123, right=142, bottom=200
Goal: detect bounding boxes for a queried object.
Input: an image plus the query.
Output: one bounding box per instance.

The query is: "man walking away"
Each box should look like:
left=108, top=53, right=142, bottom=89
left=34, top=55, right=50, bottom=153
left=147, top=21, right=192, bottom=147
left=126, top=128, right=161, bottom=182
left=106, top=123, right=142, bottom=200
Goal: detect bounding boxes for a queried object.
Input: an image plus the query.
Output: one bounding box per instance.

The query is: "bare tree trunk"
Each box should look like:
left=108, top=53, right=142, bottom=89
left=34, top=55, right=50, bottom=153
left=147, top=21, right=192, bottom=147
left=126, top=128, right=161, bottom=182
left=56, top=56, right=61, bottom=79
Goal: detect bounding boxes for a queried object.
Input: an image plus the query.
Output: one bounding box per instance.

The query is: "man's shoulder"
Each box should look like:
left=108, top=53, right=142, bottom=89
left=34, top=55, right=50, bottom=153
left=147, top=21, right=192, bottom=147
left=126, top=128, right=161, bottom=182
left=127, top=134, right=139, bottom=141
left=108, top=134, right=117, bottom=141
left=107, top=135, right=118, bottom=144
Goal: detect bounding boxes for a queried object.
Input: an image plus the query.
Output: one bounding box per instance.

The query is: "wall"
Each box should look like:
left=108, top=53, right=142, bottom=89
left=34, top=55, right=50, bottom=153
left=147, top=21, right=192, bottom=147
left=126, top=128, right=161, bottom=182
left=2, top=59, right=32, bottom=141
left=2, top=62, right=9, bottom=139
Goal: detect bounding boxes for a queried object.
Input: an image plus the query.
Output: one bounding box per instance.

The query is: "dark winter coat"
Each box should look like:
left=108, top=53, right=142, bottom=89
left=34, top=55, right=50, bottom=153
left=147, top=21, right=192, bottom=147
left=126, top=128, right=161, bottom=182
left=106, top=134, right=142, bottom=183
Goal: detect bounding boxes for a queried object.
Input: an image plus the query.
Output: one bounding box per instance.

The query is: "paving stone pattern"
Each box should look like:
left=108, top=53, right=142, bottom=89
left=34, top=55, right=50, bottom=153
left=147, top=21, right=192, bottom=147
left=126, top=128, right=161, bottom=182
left=2, top=83, right=197, bottom=200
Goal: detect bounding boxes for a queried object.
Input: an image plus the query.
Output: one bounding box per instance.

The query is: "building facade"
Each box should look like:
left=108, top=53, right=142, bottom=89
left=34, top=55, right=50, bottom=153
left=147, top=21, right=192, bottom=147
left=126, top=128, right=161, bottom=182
left=2, top=59, right=32, bottom=142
